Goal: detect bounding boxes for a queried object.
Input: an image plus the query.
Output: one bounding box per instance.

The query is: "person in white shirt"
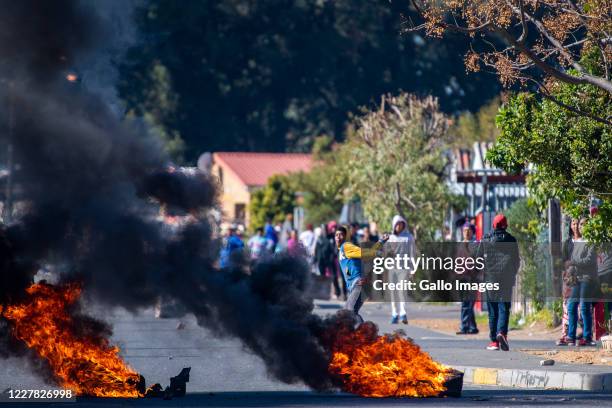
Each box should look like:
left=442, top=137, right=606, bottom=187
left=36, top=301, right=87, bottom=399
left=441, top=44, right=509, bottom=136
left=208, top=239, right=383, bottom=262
left=299, top=223, right=316, bottom=256
left=387, top=215, right=415, bottom=324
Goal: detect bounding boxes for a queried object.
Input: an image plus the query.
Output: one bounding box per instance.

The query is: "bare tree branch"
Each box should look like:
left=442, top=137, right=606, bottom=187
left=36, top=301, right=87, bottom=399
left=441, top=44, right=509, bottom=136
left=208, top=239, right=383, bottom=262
left=517, top=0, right=529, bottom=43
left=410, top=0, right=492, bottom=34
left=506, top=1, right=583, bottom=71
left=495, top=26, right=612, bottom=93
left=409, top=0, right=612, bottom=100
left=565, top=1, right=612, bottom=80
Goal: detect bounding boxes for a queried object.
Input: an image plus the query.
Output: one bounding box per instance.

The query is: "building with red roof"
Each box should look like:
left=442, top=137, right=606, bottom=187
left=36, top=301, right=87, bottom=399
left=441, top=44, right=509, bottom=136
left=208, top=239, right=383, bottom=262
left=212, top=152, right=312, bottom=227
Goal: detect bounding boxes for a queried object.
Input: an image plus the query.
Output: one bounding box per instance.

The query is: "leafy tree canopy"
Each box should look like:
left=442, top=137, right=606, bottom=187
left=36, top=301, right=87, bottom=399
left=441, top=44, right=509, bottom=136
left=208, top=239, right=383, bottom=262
left=488, top=73, right=611, bottom=242
left=249, top=174, right=297, bottom=230
left=451, top=96, right=501, bottom=147
left=330, top=93, right=465, bottom=240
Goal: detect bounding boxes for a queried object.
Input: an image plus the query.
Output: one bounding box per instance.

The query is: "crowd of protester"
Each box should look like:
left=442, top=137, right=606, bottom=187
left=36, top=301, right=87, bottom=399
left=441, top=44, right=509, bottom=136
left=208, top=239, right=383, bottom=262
left=219, top=217, right=386, bottom=301
left=452, top=211, right=611, bottom=350
left=218, top=209, right=611, bottom=350
left=455, top=211, right=611, bottom=350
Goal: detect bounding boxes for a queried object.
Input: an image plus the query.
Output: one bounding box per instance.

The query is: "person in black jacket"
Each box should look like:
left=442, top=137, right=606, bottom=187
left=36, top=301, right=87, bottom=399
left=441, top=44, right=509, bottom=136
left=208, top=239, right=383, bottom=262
left=314, top=224, right=334, bottom=277
left=478, top=214, right=520, bottom=351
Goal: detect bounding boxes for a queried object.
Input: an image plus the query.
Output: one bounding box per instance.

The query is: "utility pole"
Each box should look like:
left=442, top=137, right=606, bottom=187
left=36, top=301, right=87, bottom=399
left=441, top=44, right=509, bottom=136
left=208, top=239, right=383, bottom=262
left=481, top=173, right=491, bottom=234
left=548, top=198, right=561, bottom=324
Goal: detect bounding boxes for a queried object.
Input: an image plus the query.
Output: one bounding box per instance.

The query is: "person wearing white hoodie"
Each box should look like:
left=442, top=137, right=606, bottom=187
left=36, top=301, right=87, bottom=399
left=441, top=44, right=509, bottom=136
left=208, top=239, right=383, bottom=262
left=387, top=214, right=415, bottom=324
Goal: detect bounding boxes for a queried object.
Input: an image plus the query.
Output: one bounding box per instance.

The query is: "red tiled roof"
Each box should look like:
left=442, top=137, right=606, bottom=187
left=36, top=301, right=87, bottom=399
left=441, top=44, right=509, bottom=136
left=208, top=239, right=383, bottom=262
left=214, top=152, right=312, bottom=187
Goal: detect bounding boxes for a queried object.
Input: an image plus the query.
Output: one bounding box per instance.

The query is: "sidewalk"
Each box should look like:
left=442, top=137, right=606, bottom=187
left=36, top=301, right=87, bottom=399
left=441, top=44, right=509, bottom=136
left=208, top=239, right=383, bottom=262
left=315, top=301, right=612, bottom=392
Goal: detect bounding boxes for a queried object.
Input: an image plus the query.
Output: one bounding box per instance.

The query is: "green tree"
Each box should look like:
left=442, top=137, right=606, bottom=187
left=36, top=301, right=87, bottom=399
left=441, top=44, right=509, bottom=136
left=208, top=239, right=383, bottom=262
left=488, top=73, right=611, bottom=242
left=332, top=93, right=462, bottom=240
left=288, top=135, right=344, bottom=225
left=397, top=1, right=611, bottom=240
left=249, top=174, right=297, bottom=230
left=294, top=167, right=344, bottom=227
left=451, top=96, right=501, bottom=147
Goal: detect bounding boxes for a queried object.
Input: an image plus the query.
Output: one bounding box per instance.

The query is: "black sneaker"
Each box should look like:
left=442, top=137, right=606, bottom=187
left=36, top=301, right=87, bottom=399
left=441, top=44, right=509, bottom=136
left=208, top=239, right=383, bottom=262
left=496, top=333, right=509, bottom=351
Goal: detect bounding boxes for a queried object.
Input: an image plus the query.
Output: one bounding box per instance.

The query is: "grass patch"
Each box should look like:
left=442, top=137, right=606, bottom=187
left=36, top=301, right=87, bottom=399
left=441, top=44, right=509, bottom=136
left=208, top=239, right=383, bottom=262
left=475, top=311, right=522, bottom=330
left=475, top=313, right=488, bottom=326
left=524, top=308, right=556, bottom=328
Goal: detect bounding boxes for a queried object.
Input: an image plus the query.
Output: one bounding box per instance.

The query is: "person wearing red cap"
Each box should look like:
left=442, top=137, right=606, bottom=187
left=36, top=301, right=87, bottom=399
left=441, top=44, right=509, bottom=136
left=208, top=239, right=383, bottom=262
left=492, top=213, right=508, bottom=230
left=478, top=213, right=519, bottom=351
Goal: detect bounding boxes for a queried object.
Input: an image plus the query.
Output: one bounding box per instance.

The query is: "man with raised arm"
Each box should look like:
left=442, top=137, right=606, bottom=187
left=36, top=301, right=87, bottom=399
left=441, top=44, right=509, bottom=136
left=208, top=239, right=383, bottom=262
left=335, top=225, right=389, bottom=322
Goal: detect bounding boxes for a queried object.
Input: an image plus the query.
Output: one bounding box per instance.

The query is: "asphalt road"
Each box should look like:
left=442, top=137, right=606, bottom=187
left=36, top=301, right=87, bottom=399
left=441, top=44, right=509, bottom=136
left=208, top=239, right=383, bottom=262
left=1, top=388, right=611, bottom=408
left=1, top=302, right=610, bottom=407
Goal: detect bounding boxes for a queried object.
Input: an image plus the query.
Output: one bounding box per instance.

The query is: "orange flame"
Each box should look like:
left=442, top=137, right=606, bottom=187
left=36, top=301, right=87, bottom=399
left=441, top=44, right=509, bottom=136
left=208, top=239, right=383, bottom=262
left=1, top=283, right=142, bottom=397
left=328, top=322, right=450, bottom=397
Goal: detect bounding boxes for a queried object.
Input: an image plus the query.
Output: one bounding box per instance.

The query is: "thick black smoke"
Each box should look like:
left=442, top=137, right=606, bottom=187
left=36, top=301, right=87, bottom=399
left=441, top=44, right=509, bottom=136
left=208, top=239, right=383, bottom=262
left=0, top=0, right=348, bottom=391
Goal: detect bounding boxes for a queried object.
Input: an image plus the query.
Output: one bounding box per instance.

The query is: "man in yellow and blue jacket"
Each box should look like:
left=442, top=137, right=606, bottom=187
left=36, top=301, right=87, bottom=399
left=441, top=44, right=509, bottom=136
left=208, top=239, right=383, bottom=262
left=334, top=225, right=388, bottom=322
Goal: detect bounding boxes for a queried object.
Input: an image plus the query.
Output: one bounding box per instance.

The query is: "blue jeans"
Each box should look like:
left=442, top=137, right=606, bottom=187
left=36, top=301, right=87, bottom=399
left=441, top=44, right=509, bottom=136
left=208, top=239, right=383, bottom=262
left=567, top=282, right=593, bottom=341
left=487, top=302, right=510, bottom=341
left=345, top=281, right=364, bottom=323
left=460, top=300, right=478, bottom=332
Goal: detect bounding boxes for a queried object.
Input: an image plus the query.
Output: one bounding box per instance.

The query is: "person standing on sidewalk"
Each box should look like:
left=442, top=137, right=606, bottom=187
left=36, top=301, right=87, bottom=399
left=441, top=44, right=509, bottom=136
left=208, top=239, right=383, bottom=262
left=299, top=223, right=316, bottom=256
left=387, top=215, right=415, bottom=324
left=314, top=224, right=334, bottom=276
left=478, top=214, right=519, bottom=351
left=565, top=217, right=598, bottom=347
left=328, top=221, right=348, bottom=300
left=456, top=223, right=479, bottom=335
left=557, top=218, right=579, bottom=345
left=335, top=225, right=388, bottom=322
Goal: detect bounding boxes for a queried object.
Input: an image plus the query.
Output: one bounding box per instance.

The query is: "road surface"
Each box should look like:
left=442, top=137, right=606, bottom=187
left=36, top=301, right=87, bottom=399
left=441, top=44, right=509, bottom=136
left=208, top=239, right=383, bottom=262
left=1, top=301, right=610, bottom=407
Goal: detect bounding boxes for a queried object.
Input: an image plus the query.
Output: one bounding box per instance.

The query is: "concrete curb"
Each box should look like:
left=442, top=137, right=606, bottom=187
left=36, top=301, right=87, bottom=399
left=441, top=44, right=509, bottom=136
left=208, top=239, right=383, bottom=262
left=452, top=365, right=612, bottom=392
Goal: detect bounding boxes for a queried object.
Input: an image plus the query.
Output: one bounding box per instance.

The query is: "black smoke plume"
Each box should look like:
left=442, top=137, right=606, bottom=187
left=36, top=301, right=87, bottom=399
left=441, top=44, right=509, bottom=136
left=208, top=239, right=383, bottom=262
left=0, top=0, right=348, bottom=391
